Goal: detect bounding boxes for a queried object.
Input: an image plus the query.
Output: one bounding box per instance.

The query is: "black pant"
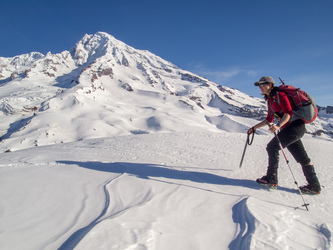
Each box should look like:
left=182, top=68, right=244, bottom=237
left=266, top=119, right=311, bottom=172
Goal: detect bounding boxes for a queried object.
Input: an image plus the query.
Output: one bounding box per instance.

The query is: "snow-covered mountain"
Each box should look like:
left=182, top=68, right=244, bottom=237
left=0, top=32, right=332, bottom=152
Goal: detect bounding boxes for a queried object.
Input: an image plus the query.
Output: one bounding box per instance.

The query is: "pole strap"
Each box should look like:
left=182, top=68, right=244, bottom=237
left=239, top=128, right=255, bottom=168
left=247, top=127, right=255, bottom=145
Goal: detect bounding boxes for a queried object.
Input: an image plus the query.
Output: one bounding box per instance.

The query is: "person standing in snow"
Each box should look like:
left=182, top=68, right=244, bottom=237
left=247, top=76, right=321, bottom=194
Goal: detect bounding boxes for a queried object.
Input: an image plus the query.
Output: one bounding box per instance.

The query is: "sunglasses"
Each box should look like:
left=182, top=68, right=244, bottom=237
left=258, top=82, right=269, bottom=87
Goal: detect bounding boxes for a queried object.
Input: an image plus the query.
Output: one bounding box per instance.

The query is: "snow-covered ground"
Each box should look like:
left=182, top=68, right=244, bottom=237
left=0, top=131, right=332, bottom=249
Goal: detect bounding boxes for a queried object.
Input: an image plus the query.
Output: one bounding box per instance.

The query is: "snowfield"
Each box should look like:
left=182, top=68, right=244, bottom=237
left=0, top=131, right=332, bottom=249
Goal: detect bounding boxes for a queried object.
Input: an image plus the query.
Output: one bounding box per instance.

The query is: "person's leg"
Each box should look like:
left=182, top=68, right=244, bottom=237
left=262, top=120, right=304, bottom=184
left=301, top=165, right=321, bottom=193
left=286, top=127, right=321, bottom=193
left=263, top=136, right=280, bottom=184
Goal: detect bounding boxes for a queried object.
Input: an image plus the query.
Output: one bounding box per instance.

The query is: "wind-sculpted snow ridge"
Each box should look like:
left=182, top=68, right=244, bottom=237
left=229, top=196, right=333, bottom=249
left=58, top=169, right=126, bottom=250
left=57, top=162, right=160, bottom=250
left=229, top=197, right=256, bottom=250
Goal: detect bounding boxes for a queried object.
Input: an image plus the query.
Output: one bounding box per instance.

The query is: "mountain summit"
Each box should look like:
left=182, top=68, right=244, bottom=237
left=0, top=32, right=330, bottom=152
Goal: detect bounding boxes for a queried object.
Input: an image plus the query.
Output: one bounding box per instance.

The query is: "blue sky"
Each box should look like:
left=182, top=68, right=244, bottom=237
left=1, top=0, right=332, bottom=106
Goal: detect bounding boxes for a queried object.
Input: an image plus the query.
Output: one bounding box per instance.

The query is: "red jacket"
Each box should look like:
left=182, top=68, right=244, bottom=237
left=266, top=90, right=294, bottom=128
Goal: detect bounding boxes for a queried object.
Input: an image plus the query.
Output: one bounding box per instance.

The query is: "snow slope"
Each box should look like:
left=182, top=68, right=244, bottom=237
left=0, top=132, right=332, bottom=249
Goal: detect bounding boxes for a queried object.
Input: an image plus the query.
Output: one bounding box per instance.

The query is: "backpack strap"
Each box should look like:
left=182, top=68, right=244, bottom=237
left=275, top=91, right=281, bottom=105
left=267, top=98, right=282, bottom=120
left=268, top=88, right=286, bottom=120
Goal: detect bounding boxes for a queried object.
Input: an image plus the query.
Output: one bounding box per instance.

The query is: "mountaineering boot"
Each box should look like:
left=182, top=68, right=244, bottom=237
left=256, top=168, right=278, bottom=188
left=300, top=165, right=321, bottom=194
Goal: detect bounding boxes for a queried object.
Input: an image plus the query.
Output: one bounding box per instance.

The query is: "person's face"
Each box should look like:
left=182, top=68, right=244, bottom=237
left=258, top=82, right=273, bottom=95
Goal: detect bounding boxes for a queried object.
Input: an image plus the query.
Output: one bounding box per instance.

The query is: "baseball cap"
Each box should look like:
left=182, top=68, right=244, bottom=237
left=254, top=76, right=275, bottom=86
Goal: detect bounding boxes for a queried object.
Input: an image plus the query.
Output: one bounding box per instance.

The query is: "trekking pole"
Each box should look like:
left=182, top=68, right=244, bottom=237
left=239, top=128, right=255, bottom=168
left=267, top=123, right=310, bottom=211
